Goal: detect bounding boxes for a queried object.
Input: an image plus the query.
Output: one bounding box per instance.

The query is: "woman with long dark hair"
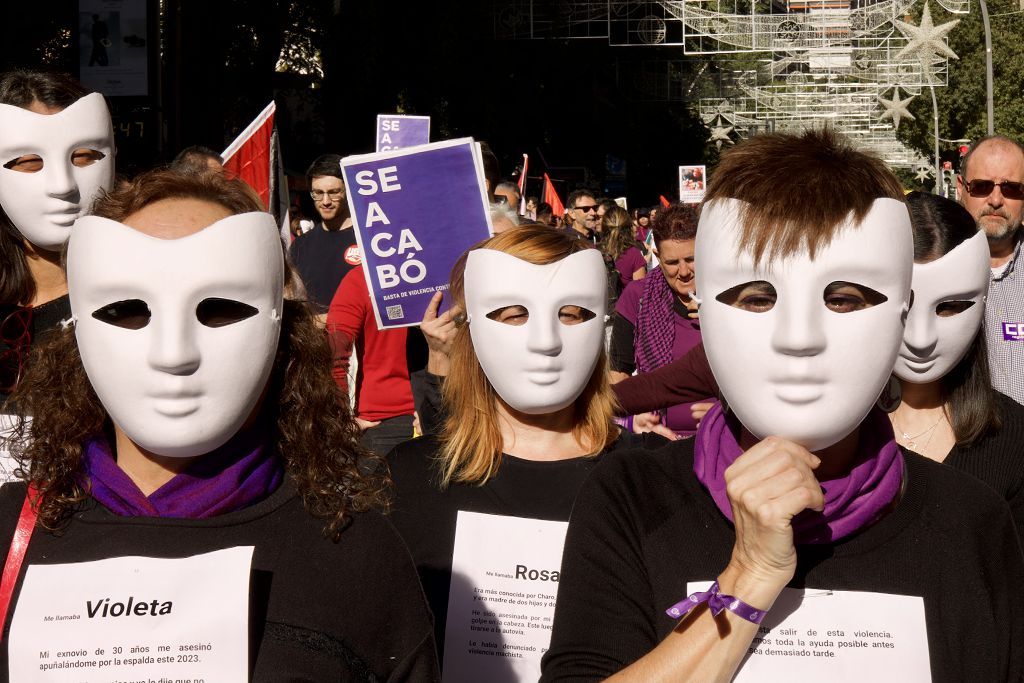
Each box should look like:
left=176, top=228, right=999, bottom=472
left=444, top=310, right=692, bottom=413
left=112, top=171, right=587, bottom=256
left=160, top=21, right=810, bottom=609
left=599, top=205, right=647, bottom=288
left=0, top=69, right=114, bottom=402
left=0, top=169, right=438, bottom=681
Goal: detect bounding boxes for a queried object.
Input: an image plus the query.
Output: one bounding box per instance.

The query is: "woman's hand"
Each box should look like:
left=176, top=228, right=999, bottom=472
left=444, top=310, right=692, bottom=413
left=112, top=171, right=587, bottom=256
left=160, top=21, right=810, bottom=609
left=720, top=437, right=824, bottom=605
left=421, top=291, right=461, bottom=376
left=690, top=402, right=714, bottom=426
left=632, top=412, right=680, bottom=441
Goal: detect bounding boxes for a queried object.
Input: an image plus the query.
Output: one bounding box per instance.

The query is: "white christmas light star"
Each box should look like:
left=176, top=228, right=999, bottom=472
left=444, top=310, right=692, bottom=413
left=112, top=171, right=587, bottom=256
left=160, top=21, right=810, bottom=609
left=894, top=2, right=960, bottom=63
left=876, top=86, right=916, bottom=130
left=702, top=100, right=734, bottom=126
left=915, top=166, right=933, bottom=182
left=708, top=122, right=734, bottom=150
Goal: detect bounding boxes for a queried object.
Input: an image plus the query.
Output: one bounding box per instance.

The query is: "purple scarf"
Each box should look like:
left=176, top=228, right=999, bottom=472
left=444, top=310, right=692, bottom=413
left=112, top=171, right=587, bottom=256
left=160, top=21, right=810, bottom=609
left=693, top=404, right=903, bottom=544
left=81, top=427, right=284, bottom=518
left=634, top=268, right=676, bottom=374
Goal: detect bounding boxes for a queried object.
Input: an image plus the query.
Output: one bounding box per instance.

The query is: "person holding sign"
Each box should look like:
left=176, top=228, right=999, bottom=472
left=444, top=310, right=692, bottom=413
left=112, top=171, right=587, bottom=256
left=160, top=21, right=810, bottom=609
left=0, top=69, right=114, bottom=404
left=541, top=131, right=1024, bottom=682
left=387, top=226, right=663, bottom=681
left=0, top=169, right=439, bottom=681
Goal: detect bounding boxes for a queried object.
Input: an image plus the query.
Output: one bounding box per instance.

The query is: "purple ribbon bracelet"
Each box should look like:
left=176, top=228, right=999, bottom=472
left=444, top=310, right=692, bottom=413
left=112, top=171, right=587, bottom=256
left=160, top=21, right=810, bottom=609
left=665, top=581, right=766, bottom=624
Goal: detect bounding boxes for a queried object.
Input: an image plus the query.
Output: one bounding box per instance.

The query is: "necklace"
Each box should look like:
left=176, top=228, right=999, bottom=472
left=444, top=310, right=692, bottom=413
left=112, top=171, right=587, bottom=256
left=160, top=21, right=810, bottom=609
left=892, top=413, right=944, bottom=452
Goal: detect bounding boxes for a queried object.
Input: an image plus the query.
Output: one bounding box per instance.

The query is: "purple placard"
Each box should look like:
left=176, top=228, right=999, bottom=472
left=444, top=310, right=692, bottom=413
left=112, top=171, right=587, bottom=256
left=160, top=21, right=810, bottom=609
left=375, top=114, right=430, bottom=152
left=1002, top=322, right=1024, bottom=341
left=342, top=139, right=493, bottom=329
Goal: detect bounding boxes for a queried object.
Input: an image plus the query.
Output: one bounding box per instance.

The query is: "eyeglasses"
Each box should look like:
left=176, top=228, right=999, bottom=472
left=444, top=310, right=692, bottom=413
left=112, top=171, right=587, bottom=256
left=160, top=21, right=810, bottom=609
left=310, top=189, right=344, bottom=201
left=963, top=178, right=1024, bottom=200
left=0, top=306, right=33, bottom=393
left=573, top=205, right=599, bottom=213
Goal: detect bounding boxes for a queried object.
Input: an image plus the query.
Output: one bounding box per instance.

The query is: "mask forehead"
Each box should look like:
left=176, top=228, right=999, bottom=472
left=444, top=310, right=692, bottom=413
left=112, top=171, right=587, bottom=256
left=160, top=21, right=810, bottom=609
left=910, top=230, right=990, bottom=306
left=68, top=213, right=285, bottom=313
left=0, top=93, right=114, bottom=159
left=696, top=198, right=913, bottom=299
left=464, top=248, right=607, bottom=313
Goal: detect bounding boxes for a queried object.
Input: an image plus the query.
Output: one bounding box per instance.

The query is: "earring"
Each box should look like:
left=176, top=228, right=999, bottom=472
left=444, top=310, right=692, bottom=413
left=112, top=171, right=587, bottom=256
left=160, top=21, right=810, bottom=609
left=876, top=375, right=902, bottom=413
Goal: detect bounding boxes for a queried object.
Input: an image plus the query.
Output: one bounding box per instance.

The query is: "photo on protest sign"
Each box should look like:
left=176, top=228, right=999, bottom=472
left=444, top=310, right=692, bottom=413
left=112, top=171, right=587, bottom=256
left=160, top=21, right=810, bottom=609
left=79, top=0, right=149, bottom=96
left=375, top=114, right=431, bottom=152
left=678, top=165, right=706, bottom=204
left=342, top=138, right=493, bottom=330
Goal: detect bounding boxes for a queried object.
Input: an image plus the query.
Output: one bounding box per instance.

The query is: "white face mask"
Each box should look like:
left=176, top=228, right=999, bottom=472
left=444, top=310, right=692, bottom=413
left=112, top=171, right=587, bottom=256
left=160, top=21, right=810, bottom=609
left=894, top=230, right=990, bottom=384
left=68, top=213, right=284, bottom=458
left=0, top=93, right=115, bottom=251
left=464, top=248, right=607, bottom=415
left=696, top=198, right=913, bottom=451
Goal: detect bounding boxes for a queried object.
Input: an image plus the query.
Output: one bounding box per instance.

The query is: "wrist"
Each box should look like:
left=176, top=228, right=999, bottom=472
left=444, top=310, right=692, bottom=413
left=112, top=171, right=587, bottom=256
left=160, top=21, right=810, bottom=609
left=717, top=561, right=790, bottom=612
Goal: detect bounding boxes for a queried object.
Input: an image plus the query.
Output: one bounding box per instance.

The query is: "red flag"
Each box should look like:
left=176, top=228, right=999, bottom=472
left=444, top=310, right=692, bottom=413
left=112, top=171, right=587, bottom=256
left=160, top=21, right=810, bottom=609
left=517, top=153, right=528, bottom=215
left=659, top=194, right=671, bottom=208
left=542, top=173, right=565, bottom=217
left=222, top=101, right=276, bottom=209
left=221, top=101, right=290, bottom=242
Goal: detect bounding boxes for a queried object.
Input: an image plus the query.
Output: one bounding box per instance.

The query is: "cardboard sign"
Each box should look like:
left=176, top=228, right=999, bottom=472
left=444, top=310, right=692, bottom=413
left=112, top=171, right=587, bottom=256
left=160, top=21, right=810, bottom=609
left=442, top=511, right=569, bottom=683
left=376, top=115, right=430, bottom=152
left=678, top=165, right=706, bottom=204
left=341, top=138, right=493, bottom=329
left=685, top=582, right=931, bottom=682
left=10, top=546, right=254, bottom=681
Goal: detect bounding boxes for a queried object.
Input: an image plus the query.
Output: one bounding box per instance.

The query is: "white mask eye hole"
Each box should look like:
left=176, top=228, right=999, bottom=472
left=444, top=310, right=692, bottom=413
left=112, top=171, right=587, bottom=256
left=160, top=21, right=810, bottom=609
left=558, top=305, right=596, bottom=326
left=71, top=148, right=106, bottom=168
left=716, top=280, right=777, bottom=313
left=91, top=299, right=151, bottom=330
left=486, top=305, right=529, bottom=326
left=936, top=300, right=975, bottom=318
left=3, top=154, right=43, bottom=173
left=196, top=298, right=259, bottom=328
left=823, top=281, right=887, bottom=314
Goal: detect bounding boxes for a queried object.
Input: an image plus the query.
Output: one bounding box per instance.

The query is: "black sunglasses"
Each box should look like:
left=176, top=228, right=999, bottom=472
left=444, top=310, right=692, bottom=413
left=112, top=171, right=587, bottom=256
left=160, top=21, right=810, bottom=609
left=572, top=205, right=599, bottom=213
left=963, top=178, right=1024, bottom=200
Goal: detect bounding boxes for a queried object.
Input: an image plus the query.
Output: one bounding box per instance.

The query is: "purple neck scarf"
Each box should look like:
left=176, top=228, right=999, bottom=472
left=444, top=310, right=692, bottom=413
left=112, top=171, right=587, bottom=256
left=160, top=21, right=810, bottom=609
left=634, top=268, right=677, bottom=374
left=81, top=427, right=284, bottom=519
left=693, top=404, right=903, bottom=544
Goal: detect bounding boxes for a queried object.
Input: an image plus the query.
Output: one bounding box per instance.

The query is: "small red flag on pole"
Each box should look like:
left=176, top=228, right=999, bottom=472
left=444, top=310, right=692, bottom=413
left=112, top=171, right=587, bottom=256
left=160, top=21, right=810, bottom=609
left=542, top=173, right=565, bottom=217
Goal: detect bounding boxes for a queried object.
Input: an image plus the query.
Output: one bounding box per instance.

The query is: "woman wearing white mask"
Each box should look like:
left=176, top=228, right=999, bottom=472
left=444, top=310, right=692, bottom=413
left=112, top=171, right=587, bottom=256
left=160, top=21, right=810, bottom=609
left=388, top=226, right=662, bottom=682
left=0, top=169, right=438, bottom=681
left=542, top=131, right=1024, bottom=683
left=0, top=69, right=114, bottom=401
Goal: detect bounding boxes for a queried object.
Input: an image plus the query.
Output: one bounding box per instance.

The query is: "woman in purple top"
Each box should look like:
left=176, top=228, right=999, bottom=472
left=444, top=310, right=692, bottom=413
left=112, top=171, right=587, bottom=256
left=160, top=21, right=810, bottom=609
left=599, top=205, right=647, bottom=288
left=609, top=204, right=712, bottom=437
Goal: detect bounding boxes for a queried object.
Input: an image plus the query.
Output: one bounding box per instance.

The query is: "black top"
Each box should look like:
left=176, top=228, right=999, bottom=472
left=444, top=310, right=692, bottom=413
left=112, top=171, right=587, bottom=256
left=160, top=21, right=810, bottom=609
left=0, top=480, right=439, bottom=682
left=288, top=225, right=360, bottom=312
left=387, top=432, right=663, bottom=660
left=945, top=391, right=1024, bottom=536
left=0, top=294, right=71, bottom=406
left=540, top=440, right=1024, bottom=682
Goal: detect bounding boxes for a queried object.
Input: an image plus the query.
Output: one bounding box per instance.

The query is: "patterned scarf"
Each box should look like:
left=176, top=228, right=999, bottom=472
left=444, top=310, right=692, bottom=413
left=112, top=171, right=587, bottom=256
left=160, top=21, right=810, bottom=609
left=634, top=268, right=676, bottom=374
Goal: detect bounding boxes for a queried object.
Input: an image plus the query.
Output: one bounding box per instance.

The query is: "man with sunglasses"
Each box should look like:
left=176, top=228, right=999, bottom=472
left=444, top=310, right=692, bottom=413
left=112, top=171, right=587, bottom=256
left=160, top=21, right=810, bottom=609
left=957, top=136, right=1024, bottom=403
left=288, top=154, right=360, bottom=314
left=565, top=189, right=600, bottom=243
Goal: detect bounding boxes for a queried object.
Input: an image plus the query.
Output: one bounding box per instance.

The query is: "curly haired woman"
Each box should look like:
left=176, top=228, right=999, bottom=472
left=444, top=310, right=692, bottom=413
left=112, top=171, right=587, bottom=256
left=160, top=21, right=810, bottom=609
left=0, top=169, right=438, bottom=681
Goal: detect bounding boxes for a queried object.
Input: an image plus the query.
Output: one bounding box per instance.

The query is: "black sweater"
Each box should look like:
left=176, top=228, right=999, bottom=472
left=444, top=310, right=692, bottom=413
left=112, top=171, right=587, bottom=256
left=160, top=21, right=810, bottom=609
left=541, top=440, right=1024, bottom=682
left=387, top=432, right=663, bottom=661
left=0, top=480, right=440, bottom=682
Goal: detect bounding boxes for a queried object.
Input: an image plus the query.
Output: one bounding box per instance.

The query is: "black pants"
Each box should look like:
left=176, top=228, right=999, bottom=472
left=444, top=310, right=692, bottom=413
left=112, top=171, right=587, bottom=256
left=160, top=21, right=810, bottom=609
left=359, top=414, right=415, bottom=457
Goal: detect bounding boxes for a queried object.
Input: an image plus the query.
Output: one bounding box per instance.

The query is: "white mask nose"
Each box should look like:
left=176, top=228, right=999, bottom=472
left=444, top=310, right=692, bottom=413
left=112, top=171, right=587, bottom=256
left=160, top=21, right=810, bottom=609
left=146, top=316, right=201, bottom=376
left=902, top=310, right=938, bottom=356
left=770, top=298, right=827, bottom=357
left=43, top=162, right=78, bottom=200
left=525, top=317, right=563, bottom=356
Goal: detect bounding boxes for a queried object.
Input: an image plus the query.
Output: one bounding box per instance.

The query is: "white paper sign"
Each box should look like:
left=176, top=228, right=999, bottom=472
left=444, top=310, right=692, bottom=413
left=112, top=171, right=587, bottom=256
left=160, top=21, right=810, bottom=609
left=687, top=581, right=931, bottom=682
left=0, top=414, right=25, bottom=483
left=10, top=546, right=254, bottom=682
left=443, top=511, right=568, bottom=683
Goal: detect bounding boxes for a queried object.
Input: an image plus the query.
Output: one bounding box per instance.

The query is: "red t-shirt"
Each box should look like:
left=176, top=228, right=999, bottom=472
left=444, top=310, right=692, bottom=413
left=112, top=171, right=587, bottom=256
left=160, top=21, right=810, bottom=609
left=326, top=269, right=415, bottom=422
